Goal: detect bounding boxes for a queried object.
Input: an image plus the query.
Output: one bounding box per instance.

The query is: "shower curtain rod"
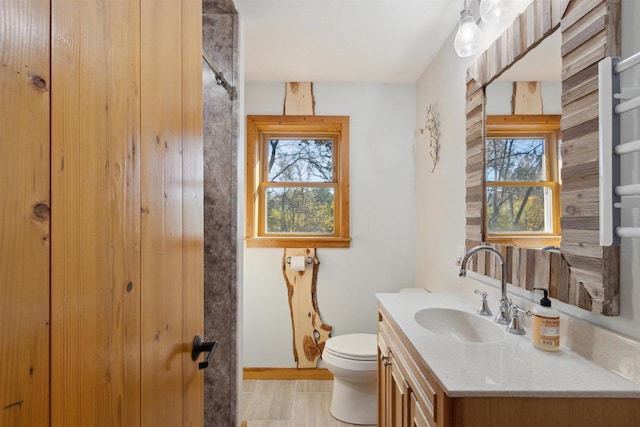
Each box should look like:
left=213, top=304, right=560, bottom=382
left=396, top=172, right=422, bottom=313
left=202, top=49, right=237, bottom=100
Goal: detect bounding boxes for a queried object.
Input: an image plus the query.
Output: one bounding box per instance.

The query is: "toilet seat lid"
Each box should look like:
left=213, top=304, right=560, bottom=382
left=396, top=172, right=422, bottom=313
left=324, top=334, right=377, bottom=361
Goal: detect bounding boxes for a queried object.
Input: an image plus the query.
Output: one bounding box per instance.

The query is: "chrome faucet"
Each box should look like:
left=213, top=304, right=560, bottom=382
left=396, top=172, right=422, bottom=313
left=459, top=246, right=511, bottom=324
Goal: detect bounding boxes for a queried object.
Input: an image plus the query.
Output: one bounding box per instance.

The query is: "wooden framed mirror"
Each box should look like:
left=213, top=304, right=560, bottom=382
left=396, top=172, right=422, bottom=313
left=465, top=0, right=621, bottom=315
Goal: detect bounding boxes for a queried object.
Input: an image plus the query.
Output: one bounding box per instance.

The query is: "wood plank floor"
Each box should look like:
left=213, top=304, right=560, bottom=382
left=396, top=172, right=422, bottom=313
left=242, top=380, right=366, bottom=426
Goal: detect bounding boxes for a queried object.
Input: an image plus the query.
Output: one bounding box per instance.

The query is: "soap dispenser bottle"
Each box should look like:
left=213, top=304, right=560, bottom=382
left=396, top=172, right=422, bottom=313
left=531, top=288, right=560, bottom=352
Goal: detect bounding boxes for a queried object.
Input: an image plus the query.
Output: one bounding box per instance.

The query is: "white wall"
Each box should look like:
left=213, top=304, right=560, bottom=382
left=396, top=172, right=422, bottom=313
left=242, top=82, right=417, bottom=366
left=618, top=0, right=640, bottom=339
left=485, top=81, right=562, bottom=115
left=236, top=16, right=246, bottom=425
left=415, top=0, right=640, bottom=341
left=414, top=2, right=531, bottom=301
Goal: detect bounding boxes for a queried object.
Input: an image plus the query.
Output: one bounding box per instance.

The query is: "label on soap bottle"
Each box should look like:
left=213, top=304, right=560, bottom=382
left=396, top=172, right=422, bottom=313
left=532, top=314, right=560, bottom=349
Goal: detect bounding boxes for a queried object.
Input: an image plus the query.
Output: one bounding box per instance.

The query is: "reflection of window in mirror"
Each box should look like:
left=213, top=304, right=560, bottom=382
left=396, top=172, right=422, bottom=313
left=485, top=115, right=561, bottom=248
left=482, top=29, right=562, bottom=249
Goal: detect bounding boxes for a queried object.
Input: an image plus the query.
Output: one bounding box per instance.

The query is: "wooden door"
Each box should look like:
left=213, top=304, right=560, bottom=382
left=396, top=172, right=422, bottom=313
left=49, top=0, right=204, bottom=426
left=0, top=1, right=51, bottom=425
left=2, top=0, right=203, bottom=424
left=139, top=0, right=204, bottom=425
left=50, top=0, right=142, bottom=424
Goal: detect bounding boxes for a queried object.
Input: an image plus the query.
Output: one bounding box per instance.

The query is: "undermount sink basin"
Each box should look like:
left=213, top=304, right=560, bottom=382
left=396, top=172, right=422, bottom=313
left=414, top=308, right=505, bottom=343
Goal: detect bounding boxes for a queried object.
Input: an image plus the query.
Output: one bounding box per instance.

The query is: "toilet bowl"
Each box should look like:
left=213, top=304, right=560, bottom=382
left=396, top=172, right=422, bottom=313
left=322, top=333, right=378, bottom=425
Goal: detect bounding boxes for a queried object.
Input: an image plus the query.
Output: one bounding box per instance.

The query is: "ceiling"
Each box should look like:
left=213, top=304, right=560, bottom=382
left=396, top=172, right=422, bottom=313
left=235, top=0, right=461, bottom=83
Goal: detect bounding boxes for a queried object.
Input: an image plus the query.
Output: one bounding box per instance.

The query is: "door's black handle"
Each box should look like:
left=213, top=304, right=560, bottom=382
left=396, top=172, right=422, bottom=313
left=192, top=334, right=218, bottom=369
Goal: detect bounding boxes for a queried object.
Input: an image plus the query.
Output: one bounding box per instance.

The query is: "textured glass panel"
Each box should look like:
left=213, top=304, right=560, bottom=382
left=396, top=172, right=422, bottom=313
left=265, top=187, right=334, bottom=234
left=486, top=138, right=545, bottom=182
left=487, top=186, right=553, bottom=233
left=267, top=139, right=333, bottom=183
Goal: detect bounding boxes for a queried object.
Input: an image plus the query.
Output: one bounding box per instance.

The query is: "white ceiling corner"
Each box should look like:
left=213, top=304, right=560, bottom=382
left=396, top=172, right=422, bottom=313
left=235, top=0, right=461, bottom=83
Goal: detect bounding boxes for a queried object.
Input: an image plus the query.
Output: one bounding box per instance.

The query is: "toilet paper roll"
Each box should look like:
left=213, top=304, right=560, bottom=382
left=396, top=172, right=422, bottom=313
left=290, top=256, right=306, bottom=271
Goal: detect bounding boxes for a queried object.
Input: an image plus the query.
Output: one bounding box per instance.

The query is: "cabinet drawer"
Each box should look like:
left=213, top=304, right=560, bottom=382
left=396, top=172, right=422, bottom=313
left=412, top=365, right=437, bottom=421
left=411, top=392, right=434, bottom=427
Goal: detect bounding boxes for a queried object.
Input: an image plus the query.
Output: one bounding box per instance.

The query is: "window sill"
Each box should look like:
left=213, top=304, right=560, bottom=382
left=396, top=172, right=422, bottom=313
left=485, top=235, right=561, bottom=249
left=245, top=236, right=351, bottom=249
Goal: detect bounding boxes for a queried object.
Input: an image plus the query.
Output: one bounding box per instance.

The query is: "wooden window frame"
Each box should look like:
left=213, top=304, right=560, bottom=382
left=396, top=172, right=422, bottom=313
left=245, top=115, right=351, bottom=248
left=484, top=115, right=561, bottom=248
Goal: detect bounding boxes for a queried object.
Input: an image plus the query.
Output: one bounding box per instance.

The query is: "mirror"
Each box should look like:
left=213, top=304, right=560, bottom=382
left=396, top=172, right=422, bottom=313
left=464, top=0, right=621, bottom=316
left=484, top=30, right=562, bottom=248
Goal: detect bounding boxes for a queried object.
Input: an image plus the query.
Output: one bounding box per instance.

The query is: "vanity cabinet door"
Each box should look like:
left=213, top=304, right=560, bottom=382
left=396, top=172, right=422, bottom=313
left=379, top=324, right=411, bottom=427
left=379, top=309, right=451, bottom=427
left=378, top=334, right=391, bottom=427
left=389, top=352, right=411, bottom=427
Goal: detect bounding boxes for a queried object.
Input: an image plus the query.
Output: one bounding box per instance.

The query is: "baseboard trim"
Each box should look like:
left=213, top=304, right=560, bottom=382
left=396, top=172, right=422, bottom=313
left=243, top=367, right=333, bottom=380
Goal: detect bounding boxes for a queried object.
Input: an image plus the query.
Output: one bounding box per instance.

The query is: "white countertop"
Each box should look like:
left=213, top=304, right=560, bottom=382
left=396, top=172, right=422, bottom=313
left=377, top=292, right=640, bottom=398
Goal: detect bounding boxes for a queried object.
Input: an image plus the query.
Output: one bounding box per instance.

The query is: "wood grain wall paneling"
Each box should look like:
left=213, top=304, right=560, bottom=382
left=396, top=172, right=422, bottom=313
left=560, top=2, right=607, bottom=55
left=562, top=90, right=600, bottom=128
left=561, top=32, right=607, bottom=80
left=562, top=0, right=606, bottom=29
left=465, top=0, right=621, bottom=314
left=51, top=0, right=142, bottom=425
left=465, top=79, right=485, bottom=249
left=562, top=132, right=599, bottom=166
left=561, top=63, right=598, bottom=105
left=0, top=1, right=51, bottom=426
left=551, top=0, right=564, bottom=27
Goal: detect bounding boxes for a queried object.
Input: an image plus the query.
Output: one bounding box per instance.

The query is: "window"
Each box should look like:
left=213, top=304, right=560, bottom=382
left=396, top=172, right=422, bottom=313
left=485, top=115, right=561, bottom=247
left=245, top=115, right=350, bottom=248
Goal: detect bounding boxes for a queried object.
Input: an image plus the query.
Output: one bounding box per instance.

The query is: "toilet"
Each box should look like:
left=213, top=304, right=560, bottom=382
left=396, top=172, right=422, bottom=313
left=322, top=333, right=378, bottom=425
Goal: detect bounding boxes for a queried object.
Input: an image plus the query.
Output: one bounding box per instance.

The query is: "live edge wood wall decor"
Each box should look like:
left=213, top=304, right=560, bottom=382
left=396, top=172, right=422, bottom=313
left=282, top=248, right=332, bottom=368
left=465, top=0, right=621, bottom=315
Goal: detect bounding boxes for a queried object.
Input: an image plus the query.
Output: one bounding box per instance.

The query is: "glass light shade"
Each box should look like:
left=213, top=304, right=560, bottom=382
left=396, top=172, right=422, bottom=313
left=479, top=0, right=504, bottom=24
left=454, top=12, right=483, bottom=58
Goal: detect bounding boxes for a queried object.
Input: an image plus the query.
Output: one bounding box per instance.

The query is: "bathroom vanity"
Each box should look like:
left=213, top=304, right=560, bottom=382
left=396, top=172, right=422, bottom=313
left=377, top=293, right=640, bottom=427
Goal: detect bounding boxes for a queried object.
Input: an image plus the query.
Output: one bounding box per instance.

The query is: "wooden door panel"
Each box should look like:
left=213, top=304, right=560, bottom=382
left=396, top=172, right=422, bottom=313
left=140, top=0, right=192, bottom=425
left=0, top=1, right=51, bottom=426
left=180, top=0, right=205, bottom=425
left=51, top=0, right=142, bottom=425
left=24, top=0, right=204, bottom=424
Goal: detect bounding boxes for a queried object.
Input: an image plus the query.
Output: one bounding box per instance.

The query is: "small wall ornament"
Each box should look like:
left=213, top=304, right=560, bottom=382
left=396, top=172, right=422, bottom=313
left=418, top=104, right=440, bottom=172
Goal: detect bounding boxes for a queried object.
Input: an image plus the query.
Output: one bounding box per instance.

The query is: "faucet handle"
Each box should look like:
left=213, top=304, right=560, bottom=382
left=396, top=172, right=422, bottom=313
left=474, top=289, right=487, bottom=299
left=474, top=289, right=492, bottom=316
left=511, top=304, right=532, bottom=317
left=507, top=304, right=532, bottom=335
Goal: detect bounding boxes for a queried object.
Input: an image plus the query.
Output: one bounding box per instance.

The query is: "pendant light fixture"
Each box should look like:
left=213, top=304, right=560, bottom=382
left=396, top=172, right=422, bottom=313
left=454, top=0, right=505, bottom=58
left=479, top=0, right=504, bottom=23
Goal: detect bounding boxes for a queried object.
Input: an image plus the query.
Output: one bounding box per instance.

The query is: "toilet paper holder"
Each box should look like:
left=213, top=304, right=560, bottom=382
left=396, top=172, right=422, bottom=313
left=286, top=256, right=314, bottom=265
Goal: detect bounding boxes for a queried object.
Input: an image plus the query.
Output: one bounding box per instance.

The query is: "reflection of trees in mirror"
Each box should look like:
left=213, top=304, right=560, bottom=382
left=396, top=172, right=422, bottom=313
left=266, top=139, right=335, bottom=234
left=487, top=187, right=547, bottom=232
left=486, top=137, right=550, bottom=233
left=267, top=139, right=333, bottom=182
left=485, top=138, right=544, bottom=181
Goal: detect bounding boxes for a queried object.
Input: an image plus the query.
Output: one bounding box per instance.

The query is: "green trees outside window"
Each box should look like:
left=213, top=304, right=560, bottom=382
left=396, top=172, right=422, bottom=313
left=265, top=139, right=335, bottom=234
